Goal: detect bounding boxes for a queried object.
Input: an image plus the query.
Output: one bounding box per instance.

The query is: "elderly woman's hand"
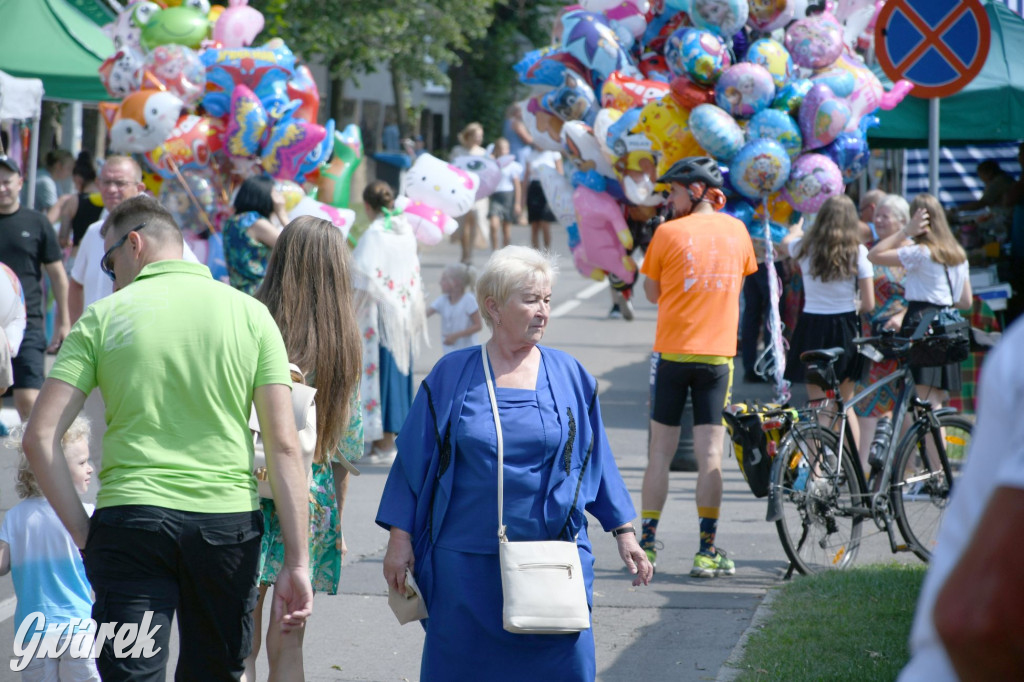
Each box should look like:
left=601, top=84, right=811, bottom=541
left=614, top=526, right=654, bottom=586
left=383, top=527, right=415, bottom=592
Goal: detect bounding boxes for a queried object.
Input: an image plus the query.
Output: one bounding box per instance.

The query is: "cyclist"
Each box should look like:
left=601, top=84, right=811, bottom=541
left=638, top=156, right=757, bottom=577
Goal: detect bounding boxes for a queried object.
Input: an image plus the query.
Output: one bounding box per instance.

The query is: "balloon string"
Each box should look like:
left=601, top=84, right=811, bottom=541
left=167, top=157, right=216, bottom=235
left=762, top=197, right=790, bottom=405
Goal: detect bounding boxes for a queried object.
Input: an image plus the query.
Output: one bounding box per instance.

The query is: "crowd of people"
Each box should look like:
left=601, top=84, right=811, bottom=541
left=0, top=132, right=1020, bottom=680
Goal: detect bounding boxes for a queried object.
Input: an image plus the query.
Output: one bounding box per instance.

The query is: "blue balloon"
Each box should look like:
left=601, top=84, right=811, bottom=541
left=688, top=104, right=744, bottom=161
left=811, top=70, right=855, bottom=98
left=746, top=109, right=803, bottom=159
left=772, top=79, right=813, bottom=116
left=571, top=169, right=607, bottom=192
left=730, top=139, right=791, bottom=200
left=724, top=200, right=755, bottom=225
left=566, top=223, right=581, bottom=250
left=748, top=220, right=789, bottom=244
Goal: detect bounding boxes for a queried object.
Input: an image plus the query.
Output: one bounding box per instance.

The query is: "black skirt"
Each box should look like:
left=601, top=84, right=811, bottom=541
left=785, top=311, right=868, bottom=384
left=900, top=301, right=962, bottom=393
left=526, top=180, right=556, bottom=223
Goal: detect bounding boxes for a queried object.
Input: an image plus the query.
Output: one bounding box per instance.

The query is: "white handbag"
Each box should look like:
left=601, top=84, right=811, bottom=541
left=250, top=364, right=317, bottom=499
left=481, top=345, right=590, bottom=635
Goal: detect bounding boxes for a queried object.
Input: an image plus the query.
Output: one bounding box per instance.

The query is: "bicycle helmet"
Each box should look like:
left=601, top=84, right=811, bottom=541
left=655, top=156, right=723, bottom=188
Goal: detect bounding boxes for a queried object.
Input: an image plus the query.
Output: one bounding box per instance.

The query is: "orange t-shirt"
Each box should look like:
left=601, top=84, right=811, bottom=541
left=641, top=212, right=757, bottom=356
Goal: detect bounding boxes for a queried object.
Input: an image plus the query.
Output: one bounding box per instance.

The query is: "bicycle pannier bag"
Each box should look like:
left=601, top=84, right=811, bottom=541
left=723, top=403, right=796, bottom=498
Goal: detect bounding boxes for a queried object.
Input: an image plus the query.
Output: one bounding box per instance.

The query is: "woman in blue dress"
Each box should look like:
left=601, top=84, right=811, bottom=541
left=377, top=246, right=653, bottom=681
left=223, top=174, right=289, bottom=295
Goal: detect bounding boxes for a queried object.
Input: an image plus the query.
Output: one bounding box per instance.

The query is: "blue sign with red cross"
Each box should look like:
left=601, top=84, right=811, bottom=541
left=875, top=0, right=991, bottom=98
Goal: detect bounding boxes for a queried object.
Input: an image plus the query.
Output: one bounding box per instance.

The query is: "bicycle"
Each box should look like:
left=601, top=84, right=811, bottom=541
left=762, top=331, right=973, bottom=576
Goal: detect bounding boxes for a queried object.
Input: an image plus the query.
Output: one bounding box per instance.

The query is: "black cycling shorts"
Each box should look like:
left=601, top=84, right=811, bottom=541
left=649, top=354, right=733, bottom=426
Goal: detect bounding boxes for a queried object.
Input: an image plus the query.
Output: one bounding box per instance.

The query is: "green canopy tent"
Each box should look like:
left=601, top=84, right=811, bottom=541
left=0, top=0, right=114, bottom=103
left=869, top=1, right=1024, bottom=149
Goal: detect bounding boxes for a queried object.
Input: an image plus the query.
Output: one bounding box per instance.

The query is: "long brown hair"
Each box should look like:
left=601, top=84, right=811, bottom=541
left=255, top=216, right=362, bottom=463
left=796, top=195, right=861, bottom=282
left=908, top=193, right=967, bottom=266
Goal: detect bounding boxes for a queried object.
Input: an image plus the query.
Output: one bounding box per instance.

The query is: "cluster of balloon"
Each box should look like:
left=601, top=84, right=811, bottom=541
left=97, top=0, right=356, bottom=250
left=511, top=0, right=913, bottom=285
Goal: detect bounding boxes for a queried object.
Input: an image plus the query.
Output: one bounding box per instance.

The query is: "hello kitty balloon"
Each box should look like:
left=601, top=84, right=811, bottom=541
left=402, top=154, right=479, bottom=244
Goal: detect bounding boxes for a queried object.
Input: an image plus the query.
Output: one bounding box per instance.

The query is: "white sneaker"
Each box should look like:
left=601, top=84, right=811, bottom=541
left=610, top=289, right=634, bottom=321
left=364, top=446, right=397, bottom=465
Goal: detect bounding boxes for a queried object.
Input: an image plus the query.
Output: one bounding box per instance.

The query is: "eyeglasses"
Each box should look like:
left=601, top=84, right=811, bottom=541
left=100, top=223, right=147, bottom=282
left=98, top=178, right=136, bottom=190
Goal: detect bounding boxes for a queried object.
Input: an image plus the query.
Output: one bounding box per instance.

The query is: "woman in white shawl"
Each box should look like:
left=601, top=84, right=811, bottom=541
left=353, top=180, right=428, bottom=462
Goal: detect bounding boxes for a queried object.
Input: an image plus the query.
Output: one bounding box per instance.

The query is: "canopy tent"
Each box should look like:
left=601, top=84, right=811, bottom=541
left=0, top=70, right=45, bottom=209
left=869, top=1, right=1024, bottom=148
left=0, top=0, right=115, bottom=103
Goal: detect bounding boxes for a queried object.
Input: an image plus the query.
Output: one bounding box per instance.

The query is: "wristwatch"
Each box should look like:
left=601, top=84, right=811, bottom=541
left=611, top=524, right=636, bottom=537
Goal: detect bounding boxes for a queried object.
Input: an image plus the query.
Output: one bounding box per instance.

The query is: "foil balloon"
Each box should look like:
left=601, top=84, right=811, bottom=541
left=274, top=179, right=306, bottom=212
left=724, top=199, right=755, bottom=226
left=665, top=28, right=731, bottom=86
left=138, top=0, right=211, bottom=51
left=715, top=63, right=775, bottom=119
left=404, top=154, right=479, bottom=219
left=158, top=169, right=216, bottom=238
left=573, top=185, right=637, bottom=283
left=754, top=190, right=797, bottom=226
left=816, top=51, right=913, bottom=132
left=395, top=198, right=458, bottom=246
left=560, top=10, right=640, bottom=88
left=784, top=12, right=844, bottom=70
left=534, top=165, right=577, bottom=227
left=288, top=196, right=356, bottom=237
left=145, top=114, right=224, bottom=179
left=634, top=96, right=703, bottom=176
left=295, top=119, right=335, bottom=182
left=747, top=0, right=795, bottom=32
left=772, top=78, right=812, bottom=116
left=212, top=0, right=265, bottom=48
left=101, top=89, right=183, bottom=153
left=686, top=0, right=749, bottom=38
left=798, top=82, right=851, bottom=150
left=261, top=117, right=327, bottom=182
left=730, top=138, right=791, bottom=199
left=515, top=47, right=590, bottom=88
left=745, top=39, right=793, bottom=90
left=522, top=97, right=566, bottom=151
left=316, top=124, right=363, bottom=208
left=637, top=51, right=672, bottom=82
left=748, top=220, right=789, bottom=244
left=144, top=45, right=206, bottom=108
left=601, top=72, right=670, bottom=111
left=821, top=114, right=877, bottom=182
left=747, top=108, right=802, bottom=159
left=782, top=153, right=844, bottom=214
left=452, top=154, right=504, bottom=200
left=201, top=43, right=296, bottom=118
left=541, top=71, right=599, bottom=125
left=287, top=64, right=320, bottom=123
left=103, top=3, right=144, bottom=52
left=225, top=85, right=269, bottom=158
left=98, top=49, right=144, bottom=99
left=561, top=121, right=617, bottom=179
left=688, top=104, right=744, bottom=162
left=669, top=76, right=716, bottom=109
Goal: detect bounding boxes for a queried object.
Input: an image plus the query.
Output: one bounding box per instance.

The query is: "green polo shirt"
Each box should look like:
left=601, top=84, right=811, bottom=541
left=49, top=260, right=291, bottom=513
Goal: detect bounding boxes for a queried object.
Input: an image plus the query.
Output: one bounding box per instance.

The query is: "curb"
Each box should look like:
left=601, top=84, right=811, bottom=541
left=716, top=585, right=781, bottom=681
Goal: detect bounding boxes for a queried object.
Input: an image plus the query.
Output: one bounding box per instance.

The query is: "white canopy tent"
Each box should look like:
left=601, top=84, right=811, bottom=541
left=0, top=70, right=45, bottom=209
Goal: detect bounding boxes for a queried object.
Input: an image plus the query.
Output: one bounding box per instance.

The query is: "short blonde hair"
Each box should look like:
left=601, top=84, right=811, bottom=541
left=443, top=262, right=477, bottom=292
left=476, top=246, right=558, bottom=329
left=876, top=194, right=910, bottom=227
left=9, top=417, right=92, bottom=499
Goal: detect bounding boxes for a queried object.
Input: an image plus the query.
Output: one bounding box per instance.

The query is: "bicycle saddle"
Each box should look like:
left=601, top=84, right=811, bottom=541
left=800, top=347, right=845, bottom=364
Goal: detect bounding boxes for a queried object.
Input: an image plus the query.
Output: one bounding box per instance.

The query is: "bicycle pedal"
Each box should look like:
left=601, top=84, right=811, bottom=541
left=895, top=544, right=910, bottom=552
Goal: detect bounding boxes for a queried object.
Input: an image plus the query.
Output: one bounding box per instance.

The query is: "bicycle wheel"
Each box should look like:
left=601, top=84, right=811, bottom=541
left=892, top=412, right=973, bottom=562
left=773, top=424, right=864, bottom=575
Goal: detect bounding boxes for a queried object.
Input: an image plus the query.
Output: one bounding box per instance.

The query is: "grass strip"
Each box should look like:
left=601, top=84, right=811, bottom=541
left=731, top=563, right=927, bottom=681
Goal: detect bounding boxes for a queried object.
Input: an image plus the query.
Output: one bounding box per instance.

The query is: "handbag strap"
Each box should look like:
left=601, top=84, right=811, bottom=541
left=481, top=344, right=508, bottom=542
left=942, top=265, right=956, bottom=308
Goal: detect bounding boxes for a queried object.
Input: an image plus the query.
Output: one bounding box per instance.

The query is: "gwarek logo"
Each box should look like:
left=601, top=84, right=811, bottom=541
left=11, top=612, right=162, bottom=672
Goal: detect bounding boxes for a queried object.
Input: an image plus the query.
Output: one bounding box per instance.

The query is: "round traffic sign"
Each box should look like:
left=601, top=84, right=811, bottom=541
left=874, top=0, right=990, bottom=98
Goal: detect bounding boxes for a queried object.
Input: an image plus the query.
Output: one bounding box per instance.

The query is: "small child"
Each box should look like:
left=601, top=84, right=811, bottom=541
left=488, top=138, right=523, bottom=249
left=0, top=418, right=99, bottom=682
left=428, top=263, right=483, bottom=354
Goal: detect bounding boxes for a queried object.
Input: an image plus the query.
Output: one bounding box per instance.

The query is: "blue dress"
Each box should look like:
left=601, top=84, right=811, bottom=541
left=377, top=346, right=635, bottom=681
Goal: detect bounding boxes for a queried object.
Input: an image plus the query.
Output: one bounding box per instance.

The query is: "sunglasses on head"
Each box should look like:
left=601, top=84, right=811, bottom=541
left=100, top=222, right=147, bottom=282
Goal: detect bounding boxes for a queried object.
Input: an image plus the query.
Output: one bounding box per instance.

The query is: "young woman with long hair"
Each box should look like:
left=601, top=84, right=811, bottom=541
left=244, top=215, right=364, bottom=681
left=783, top=195, right=875, bottom=448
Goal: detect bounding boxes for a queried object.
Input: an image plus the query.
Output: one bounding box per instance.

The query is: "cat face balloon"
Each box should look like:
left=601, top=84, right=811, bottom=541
left=403, top=154, right=479, bottom=218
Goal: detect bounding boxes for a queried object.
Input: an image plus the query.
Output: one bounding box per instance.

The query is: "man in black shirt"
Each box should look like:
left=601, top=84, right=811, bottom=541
left=0, top=155, right=69, bottom=420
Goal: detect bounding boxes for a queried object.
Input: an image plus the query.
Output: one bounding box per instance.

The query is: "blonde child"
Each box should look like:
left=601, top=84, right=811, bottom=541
left=488, top=138, right=523, bottom=249
left=428, top=263, right=483, bottom=353
left=0, top=418, right=98, bottom=682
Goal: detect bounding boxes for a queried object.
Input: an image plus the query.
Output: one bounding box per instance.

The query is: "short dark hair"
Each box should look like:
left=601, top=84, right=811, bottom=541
left=977, top=160, right=1002, bottom=176
left=44, top=149, right=73, bottom=169
left=233, top=174, right=275, bottom=218
left=73, top=151, right=96, bottom=184
left=102, top=195, right=182, bottom=249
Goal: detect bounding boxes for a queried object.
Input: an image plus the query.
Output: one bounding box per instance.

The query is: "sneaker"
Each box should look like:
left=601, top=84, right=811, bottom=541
left=640, top=540, right=663, bottom=568
left=608, top=304, right=623, bottom=319
left=364, top=445, right=397, bottom=465
left=690, top=550, right=736, bottom=578
left=610, top=289, right=634, bottom=321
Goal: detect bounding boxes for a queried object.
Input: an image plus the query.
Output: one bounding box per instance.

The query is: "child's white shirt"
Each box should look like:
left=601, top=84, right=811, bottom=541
left=431, top=292, right=480, bottom=353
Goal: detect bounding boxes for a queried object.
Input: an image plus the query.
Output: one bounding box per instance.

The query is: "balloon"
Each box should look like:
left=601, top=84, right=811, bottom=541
left=287, top=64, right=320, bottom=122
left=534, top=165, right=577, bottom=227
left=288, top=196, right=356, bottom=236
left=669, top=76, right=716, bottom=109
left=560, top=10, right=640, bottom=88
left=522, top=97, right=566, bottom=151
left=573, top=185, right=637, bottom=283
left=404, top=154, right=480, bottom=219
left=798, top=82, right=851, bottom=150
left=784, top=12, right=844, bottom=70
left=212, top=0, right=265, bottom=48
left=394, top=197, right=458, bottom=246
left=562, top=121, right=617, bottom=179
left=261, top=116, right=327, bottom=182
left=515, top=47, right=592, bottom=88
left=295, top=118, right=335, bottom=182
left=724, top=199, right=755, bottom=226
left=715, top=63, right=775, bottom=119
left=754, top=190, right=798, bottom=226
left=601, top=72, right=670, bottom=111
left=730, top=139, right=791, bottom=199
left=100, top=89, right=183, bottom=153
left=102, top=4, right=144, bottom=52
left=747, top=108, right=802, bottom=159
left=815, top=51, right=913, bottom=131
left=688, top=104, right=745, bottom=161
left=581, top=0, right=650, bottom=42
left=452, top=154, right=505, bottom=200
left=748, top=220, right=790, bottom=244
left=542, top=71, right=599, bottom=125
left=206, top=231, right=228, bottom=283
left=633, top=96, right=703, bottom=176
left=732, top=28, right=750, bottom=61
left=158, top=169, right=216, bottom=238
left=745, top=39, right=793, bottom=90
left=820, top=115, right=877, bottom=182
left=274, top=179, right=306, bottom=212
left=782, top=153, right=844, bottom=213
left=747, top=0, right=795, bottom=32
left=316, top=125, right=363, bottom=208
left=144, top=45, right=206, bottom=108
left=665, top=28, right=731, bottom=86
left=686, top=0, right=749, bottom=38
left=772, top=78, right=813, bottom=116
left=201, top=43, right=296, bottom=118
left=145, top=114, right=224, bottom=179
left=139, top=2, right=211, bottom=51
left=98, top=49, right=144, bottom=99
left=226, top=85, right=269, bottom=158
left=637, top=51, right=672, bottom=82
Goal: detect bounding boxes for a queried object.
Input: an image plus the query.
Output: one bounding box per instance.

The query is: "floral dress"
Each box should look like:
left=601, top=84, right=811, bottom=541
left=854, top=262, right=906, bottom=417
left=258, top=389, right=364, bottom=594
left=223, top=210, right=272, bottom=295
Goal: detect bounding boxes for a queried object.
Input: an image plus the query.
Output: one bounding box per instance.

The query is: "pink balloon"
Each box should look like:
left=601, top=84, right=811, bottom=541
left=783, top=153, right=844, bottom=214
left=799, top=83, right=851, bottom=150
left=785, top=12, right=844, bottom=70
left=572, top=185, right=636, bottom=283
left=399, top=199, right=457, bottom=246
left=213, top=0, right=265, bottom=48
left=748, top=0, right=795, bottom=32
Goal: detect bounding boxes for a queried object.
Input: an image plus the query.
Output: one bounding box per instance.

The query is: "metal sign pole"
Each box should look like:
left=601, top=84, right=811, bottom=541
left=928, top=98, right=940, bottom=195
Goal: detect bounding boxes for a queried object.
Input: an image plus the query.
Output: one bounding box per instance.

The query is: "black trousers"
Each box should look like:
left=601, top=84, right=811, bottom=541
left=84, top=505, right=263, bottom=681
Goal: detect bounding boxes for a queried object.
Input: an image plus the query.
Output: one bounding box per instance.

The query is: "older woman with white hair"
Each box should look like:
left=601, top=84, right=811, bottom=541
left=377, top=245, right=652, bottom=681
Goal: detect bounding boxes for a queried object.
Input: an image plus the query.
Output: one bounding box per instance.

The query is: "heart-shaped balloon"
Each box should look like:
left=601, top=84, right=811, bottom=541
left=798, top=83, right=851, bottom=150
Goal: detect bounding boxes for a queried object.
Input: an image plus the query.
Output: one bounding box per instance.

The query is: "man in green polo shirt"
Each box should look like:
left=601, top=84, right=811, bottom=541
left=23, top=195, right=312, bottom=680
